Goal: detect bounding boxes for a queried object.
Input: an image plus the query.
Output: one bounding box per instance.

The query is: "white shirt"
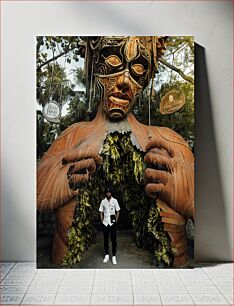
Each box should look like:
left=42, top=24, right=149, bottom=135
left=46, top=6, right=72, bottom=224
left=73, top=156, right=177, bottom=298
left=99, top=197, right=120, bottom=226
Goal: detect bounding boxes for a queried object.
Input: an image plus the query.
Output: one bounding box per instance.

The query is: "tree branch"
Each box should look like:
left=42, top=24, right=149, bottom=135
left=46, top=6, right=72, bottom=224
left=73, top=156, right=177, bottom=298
left=166, top=37, right=194, bottom=54
left=165, top=42, right=187, bottom=57
left=159, top=59, right=194, bottom=84
left=37, top=47, right=76, bottom=71
left=184, top=37, right=194, bottom=53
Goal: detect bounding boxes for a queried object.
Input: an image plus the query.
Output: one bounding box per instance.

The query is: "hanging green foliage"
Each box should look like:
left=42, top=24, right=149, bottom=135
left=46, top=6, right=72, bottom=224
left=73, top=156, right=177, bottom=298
left=62, top=189, right=96, bottom=266
left=147, top=206, right=172, bottom=266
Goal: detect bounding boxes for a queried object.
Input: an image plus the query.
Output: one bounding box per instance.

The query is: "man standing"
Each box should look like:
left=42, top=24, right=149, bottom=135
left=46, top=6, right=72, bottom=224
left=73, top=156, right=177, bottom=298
left=99, top=188, right=120, bottom=265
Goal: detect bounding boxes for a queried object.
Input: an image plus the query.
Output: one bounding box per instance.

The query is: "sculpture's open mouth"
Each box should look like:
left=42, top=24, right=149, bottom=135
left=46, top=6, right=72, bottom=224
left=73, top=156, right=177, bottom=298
left=109, top=95, right=129, bottom=106
left=107, top=93, right=131, bottom=119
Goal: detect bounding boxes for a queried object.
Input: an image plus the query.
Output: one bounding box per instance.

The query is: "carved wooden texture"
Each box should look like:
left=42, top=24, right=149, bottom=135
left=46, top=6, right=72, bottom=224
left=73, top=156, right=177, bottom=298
left=157, top=199, right=188, bottom=267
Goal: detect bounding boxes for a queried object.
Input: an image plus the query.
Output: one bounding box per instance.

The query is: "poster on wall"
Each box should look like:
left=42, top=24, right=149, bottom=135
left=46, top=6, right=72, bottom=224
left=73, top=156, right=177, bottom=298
left=36, top=36, right=194, bottom=269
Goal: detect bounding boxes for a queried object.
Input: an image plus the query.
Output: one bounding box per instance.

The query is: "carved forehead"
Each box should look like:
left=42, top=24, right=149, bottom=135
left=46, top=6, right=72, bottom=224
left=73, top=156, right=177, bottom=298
left=97, top=36, right=150, bottom=62
left=124, top=36, right=149, bottom=62
left=79, top=35, right=166, bottom=60
left=77, top=36, right=167, bottom=91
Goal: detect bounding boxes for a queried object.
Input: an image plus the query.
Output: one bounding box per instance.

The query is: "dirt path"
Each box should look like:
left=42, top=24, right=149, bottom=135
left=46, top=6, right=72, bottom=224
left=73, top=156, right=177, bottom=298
left=78, top=230, right=155, bottom=269
left=37, top=229, right=155, bottom=269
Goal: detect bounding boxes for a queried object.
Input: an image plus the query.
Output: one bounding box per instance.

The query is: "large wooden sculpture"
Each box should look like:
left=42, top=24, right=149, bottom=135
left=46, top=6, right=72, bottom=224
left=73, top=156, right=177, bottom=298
left=37, top=36, right=194, bottom=267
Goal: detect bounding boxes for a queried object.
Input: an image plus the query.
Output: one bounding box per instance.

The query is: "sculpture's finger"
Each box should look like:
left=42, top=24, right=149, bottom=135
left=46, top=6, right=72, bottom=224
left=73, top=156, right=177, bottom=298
left=94, top=154, right=103, bottom=164
left=62, top=149, right=102, bottom=165
left=145, top=182, right=164, bottom=198
left=144, top=168, right=171, bottom=184
left=69, top=172, right=89, bottom=186
left=150, top=147, right=171, bottom=158
left=73, top=158, right=96, bottom=174
left=144, top=152, right=173, bottom=171
left=146, top=138, right=175, bottom=157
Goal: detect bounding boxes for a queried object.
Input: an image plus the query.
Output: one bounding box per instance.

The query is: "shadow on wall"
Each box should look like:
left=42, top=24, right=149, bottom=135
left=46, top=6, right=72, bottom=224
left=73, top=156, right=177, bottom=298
left=194, top=44, right=231, bottom=262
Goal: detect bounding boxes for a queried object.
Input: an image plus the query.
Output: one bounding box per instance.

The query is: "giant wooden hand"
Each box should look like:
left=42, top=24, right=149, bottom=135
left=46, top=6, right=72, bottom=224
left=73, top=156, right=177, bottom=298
left=143, top=129, right=194, bottom=267
left=37, top=128, right=101, bottom=211
left=144, top=137, right=194, bottom=220
left=37, top=123, right=104, bottom=263
left=63, top=149, right=102, bottom=191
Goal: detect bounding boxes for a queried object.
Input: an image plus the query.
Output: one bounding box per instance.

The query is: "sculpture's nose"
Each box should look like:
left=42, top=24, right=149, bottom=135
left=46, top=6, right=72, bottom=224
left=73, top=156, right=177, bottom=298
left=117, top=70, right=130, bottom=93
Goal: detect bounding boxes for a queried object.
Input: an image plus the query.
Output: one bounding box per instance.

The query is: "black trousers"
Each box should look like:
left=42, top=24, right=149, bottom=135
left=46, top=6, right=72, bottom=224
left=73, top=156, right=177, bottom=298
left=103, top=224, right=117, bottom=256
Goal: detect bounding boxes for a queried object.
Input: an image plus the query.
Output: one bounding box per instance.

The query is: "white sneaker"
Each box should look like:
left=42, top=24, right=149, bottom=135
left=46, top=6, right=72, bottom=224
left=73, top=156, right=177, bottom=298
left=103, top=254, right=109, bottom=263
left=112, top=256, right=117, bottom=265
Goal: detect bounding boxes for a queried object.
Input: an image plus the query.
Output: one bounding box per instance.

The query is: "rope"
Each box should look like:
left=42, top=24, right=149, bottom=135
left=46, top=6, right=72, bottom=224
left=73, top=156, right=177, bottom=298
left=88, top=57, right=94, bottom=114
left=148, top=87, right=151, bottom=126
left=48, top=49, right=55, bottom=100
left=59, top=53, right=67, bottom=106
left=148, top=70, right=154, bottom=126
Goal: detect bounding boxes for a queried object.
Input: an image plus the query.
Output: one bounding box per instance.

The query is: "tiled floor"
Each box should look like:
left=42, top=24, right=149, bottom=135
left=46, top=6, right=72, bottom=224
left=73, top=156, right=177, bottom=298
left=0, top=262, right=233, bottom=305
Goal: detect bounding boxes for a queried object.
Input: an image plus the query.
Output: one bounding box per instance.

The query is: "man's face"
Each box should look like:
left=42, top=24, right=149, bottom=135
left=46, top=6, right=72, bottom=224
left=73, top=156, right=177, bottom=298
left=95, top=37, right=150, bottom=120
left=106, top=191, right=112, bottom=199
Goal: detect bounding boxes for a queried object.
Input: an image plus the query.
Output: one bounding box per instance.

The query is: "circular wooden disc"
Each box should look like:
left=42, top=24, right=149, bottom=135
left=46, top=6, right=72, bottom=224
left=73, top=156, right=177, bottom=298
left=160, top=90, right=185, bottom=115
left=42, top=100, right=61, bottom=123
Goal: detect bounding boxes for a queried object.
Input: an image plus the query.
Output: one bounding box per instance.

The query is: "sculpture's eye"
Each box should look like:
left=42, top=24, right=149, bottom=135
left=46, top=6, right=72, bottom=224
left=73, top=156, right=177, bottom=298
left=105, top=55, right=122, bottom=67
left=132, top=64, right=145, bottom=75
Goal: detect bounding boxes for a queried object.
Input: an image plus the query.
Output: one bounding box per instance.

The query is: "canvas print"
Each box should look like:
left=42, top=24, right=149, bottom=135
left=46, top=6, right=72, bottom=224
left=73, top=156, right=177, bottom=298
left=37, top=36, right=194, bottom=268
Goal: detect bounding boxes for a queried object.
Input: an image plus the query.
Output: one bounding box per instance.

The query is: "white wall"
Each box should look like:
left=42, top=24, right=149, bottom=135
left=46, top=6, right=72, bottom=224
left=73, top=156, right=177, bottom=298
left=1, top=1, right=233, bottom=261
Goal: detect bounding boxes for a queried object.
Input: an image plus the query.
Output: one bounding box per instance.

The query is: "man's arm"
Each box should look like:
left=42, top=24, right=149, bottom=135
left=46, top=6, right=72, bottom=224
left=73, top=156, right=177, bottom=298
left=116, top=211, right=120, bottom=223
left=100, top=212, right=104, bottom=223
left=115, top=199, right=120, bottom=223
left=99, top=201, right=104, bottom=223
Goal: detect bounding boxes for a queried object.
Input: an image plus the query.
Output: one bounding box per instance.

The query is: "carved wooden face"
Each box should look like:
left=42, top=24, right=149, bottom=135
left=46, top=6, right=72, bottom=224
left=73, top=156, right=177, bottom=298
left=95, top=37, right=150, bottom=120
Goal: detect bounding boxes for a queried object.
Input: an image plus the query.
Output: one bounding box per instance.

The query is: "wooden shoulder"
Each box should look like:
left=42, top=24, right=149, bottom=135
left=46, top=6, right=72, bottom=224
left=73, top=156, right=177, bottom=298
left=42, top=121, right=88, bottom=159
left=155, top=126, right=190, bottom=148
left=153, top=126, right=194, bottom=162
left=56, top=121, right=88, bottom=141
